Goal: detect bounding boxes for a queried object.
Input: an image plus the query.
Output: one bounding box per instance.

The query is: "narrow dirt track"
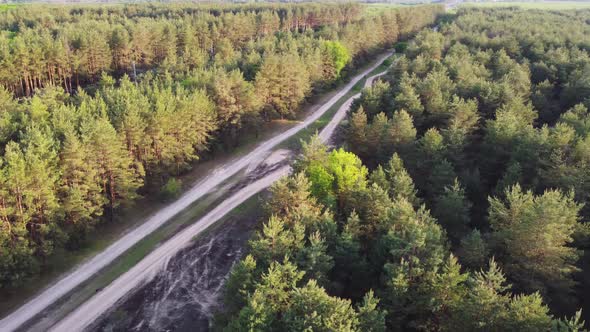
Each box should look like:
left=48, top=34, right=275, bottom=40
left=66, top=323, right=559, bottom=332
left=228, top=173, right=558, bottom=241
left=0, top=51, right=392, bottom=332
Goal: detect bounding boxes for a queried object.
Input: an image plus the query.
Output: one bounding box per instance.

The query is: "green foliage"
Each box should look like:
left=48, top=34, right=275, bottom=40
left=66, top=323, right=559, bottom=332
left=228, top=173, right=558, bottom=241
left=446, top=258, right=553, bottom=332
left=407, top=30, right=445, bottom=61
left=458, top=229, right=489, bottom=270
left=159, top=178, right=182, bottom=202
left=255, top=53, right=311, bottom=119
left=433, top=179, right=471, bottom=242
left=0, top=3, right=449, bottom=287
left=337, top=6, right=590, bottom=330
left=489, top=185, right=582, bottom=295
left=394, top=73, right=424, bottom=122
left=357, top=290, right=387, bottom=332
left=394, top=42, right=408, bottom=54
left=282, top=280, right=359, bottom=331
left=385, top=153, right=421, bottom=207
left=326, top=148, right=368, bottom=196
left=222, top=142, right=579, bottom=331
left=60, top=130, right=105, bottom=243
left=212, top=69, right=259, bottom=138
left=552, top=310, right=587, bottom=332
left=321, top=40, right=351, bottom=81
left=352, top=80, right=392, bottom=119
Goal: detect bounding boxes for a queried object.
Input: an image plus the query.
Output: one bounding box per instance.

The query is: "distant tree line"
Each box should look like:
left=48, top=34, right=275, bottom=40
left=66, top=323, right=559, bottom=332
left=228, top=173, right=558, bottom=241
left=0, top=3, right=443, bottom=289
left=0, top=3, right=437, bottom=97
left=219, top=7, right=590, bottom=331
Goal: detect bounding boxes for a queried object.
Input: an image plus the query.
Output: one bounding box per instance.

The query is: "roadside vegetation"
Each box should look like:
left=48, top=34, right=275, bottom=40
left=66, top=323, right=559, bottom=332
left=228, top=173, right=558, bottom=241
left=218, top=6, right=590, bottom=331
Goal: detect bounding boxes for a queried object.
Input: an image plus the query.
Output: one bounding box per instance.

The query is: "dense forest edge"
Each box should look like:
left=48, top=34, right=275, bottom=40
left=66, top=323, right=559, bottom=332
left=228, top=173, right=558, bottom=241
left=0, top=2, right=443, bottom=306
left=216, top=6, right=590, bottom=332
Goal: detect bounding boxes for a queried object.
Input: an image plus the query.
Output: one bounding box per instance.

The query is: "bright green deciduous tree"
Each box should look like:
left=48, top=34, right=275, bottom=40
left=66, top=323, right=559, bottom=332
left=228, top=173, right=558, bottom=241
left=321, top=40, right=351, bottom=82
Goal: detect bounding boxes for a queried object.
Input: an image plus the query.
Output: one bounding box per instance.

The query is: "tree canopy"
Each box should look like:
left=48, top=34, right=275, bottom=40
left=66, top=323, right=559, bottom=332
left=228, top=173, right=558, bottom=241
left=220, top=6, right=590, bottom=331
left=0, top=2, right=443, bottom=293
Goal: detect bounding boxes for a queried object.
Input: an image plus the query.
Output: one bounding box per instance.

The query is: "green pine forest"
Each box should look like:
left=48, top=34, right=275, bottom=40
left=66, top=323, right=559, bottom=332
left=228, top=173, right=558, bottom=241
left=217, top=6, right=590, bottom=332
left=0, top=3, right=442, bottom=293
left=2, top=1, right=590, bottom=331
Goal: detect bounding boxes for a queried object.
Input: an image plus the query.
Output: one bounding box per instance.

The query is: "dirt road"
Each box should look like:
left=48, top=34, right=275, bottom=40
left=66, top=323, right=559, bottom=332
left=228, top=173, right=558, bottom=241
left=49, top=58, right=393, bottom=332
left=0, top=52, right=393, bottom=332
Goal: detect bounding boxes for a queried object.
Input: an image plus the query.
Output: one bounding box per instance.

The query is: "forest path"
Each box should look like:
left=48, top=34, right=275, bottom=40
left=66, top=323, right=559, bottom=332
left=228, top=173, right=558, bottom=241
left=0, top=51, right=393, bottom=332
left=49, top=55, right=393, bottom=332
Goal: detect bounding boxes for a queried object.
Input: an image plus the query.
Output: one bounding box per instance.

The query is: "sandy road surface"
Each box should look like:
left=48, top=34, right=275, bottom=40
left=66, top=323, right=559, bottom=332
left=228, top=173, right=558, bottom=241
left=318, top=71, right=387, bottom=143
left=50, top=59, right=393, bottom=332
left=0, top=52, right=393, bottom=332
left=51, top=165, right=292, bottom=332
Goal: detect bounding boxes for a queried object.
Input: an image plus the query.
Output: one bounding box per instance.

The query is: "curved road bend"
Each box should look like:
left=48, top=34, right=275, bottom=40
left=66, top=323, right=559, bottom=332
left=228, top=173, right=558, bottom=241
left=318, top=71, right=387, bottom=143
left=0, top=51, right=393, bottom=332
left=50, top=61, right=393, bottom=332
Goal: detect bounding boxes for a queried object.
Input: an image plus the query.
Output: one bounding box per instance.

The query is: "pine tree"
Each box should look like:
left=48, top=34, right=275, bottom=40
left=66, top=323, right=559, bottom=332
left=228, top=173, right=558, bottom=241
left=221, top=254, right=257, bottom=319
left=429, top=255, right=468, bottom=330
left=458, top=229, right=489, bottom=270
left=388, top=109, right=417, bottom=160
left=265, top=173, right=323, bottom=223
left=489, top=185, right=582, bottom=296
left=294, top=133, right=329, bottom=173
left=249, top=215, right=305, bottom=270
left=82, top=117, right=143, bottom=218
left=442, top=96, right=479, bottom=167
left=380, top=198, right=447, bottom=329
left=552, top=310, right=587, bottom=332
left=433, top=178, right=471, bottom=242
left=367, top=112, right=390, bottom=165
left=348, top=107, right=369, bottom=159
left=347, top=183, right=393, bottom=241
left=0, top=151, right=37, bottom=288
left=354, top=80, right=392, bottom=119
left=447, top=259, right=553, bottom=332
left=495, top=162, right=522, bottom=196
left=295, top=231, right=334, bottom=286
left=255, top=53, right=311, bottom=119
left=0, top=87, right=21, bottom=145
left=428, top=159, right=457, bottom=201
left=283, top=279, right=360, bottom=331
left=407, top=29, right=445, bottom=61
left=60, top=130, right=105, bottom=237
left=146, top=87, right=216, bottom=174
left=227, top=260, right=304, bottom=331
left=418, top=68, right=455, bottom=125
left=357, top=290, right=387, bottom=332
left=385, top=153, right=421, bottom=207
left=212, top=69, right=259, bottom=141
left=369, top=165, right=390, bottom=193
left=420, top=128, right=446, bottom=162
left=394, top=73, right=424, bottom=124
left=20, top=126, right=61, bottom=256
left=332, top=221, right=371, bottom=298
left=80, top=30, right=112, bottom=79
left=2, top=143, right=29, bottom=224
